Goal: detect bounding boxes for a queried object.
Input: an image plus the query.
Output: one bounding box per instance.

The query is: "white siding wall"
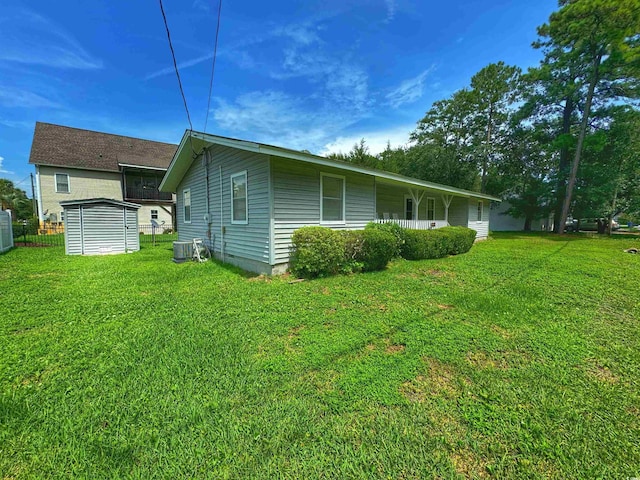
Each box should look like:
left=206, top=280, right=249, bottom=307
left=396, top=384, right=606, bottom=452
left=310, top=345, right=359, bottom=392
left=447, top=196, right=469, bottom=228
left=272, top=157, right=375, bottom=264
left=64, top=206, right=82, bottom=254
left=468, top=199, right=490, bottom=239
left=375, top=183, right=446, bottom=220
left=125, top=208, right=140, bottom=251
left=175, top=145, right=271, bottom=266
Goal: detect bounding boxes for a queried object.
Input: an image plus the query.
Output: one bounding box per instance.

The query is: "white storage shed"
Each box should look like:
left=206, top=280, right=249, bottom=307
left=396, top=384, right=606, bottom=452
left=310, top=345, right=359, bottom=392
left=61, top=198, right=141, bottom=255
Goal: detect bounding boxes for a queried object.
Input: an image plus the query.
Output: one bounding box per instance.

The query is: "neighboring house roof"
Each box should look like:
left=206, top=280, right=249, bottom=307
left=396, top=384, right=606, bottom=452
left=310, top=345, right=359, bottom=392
left=29, top=122, right=178, bottom=172
left=60, top=198, right=142, bottom=209
left=160, top=130, right=502, bottom=202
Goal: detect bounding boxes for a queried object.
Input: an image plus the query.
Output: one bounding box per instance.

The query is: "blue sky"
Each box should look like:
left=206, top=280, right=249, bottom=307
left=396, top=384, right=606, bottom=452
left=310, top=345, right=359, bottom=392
left=0, top=0, right=558, bottom=194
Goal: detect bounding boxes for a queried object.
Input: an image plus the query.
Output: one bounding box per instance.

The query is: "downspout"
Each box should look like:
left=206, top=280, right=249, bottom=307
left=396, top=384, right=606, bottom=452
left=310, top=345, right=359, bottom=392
left=35, top=165, right=44, bottom=223
left=219, top=164, right=224, bottom=262
left=204, top=149, right=212, bottom=245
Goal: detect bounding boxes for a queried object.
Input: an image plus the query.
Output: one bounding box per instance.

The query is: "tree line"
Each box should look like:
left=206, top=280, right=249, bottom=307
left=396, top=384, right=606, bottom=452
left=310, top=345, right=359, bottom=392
left=328, top=0, right=640, bottom=232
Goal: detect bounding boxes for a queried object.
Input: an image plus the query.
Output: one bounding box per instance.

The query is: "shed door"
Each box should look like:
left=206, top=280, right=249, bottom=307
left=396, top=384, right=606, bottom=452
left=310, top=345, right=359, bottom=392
left=125, top=208, right=139, bottom=251
left=81, top=204, right=126, bottom=254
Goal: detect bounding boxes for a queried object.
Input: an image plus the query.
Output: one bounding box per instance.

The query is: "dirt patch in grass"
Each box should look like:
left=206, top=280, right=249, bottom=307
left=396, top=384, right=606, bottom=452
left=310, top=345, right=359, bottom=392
left=285, top=325, right=305, bottom=353
left=490, top=325, right=513, bottom=339
left=400, top=358, right=461, bottom=402
left=466, top=351, right=509, bottom=370
left=437, top=304, right=454, bottom=310
left=247, top=274, right=271, bottom=283
left=451, top=448, right=488, bottom=479
left=301, top=369, right=340, bottom=394
left=365, top=344, right=376, bottom=351
left=385, top=344, right=405, bottom=354
left=584, top=358, right=619, bottom=384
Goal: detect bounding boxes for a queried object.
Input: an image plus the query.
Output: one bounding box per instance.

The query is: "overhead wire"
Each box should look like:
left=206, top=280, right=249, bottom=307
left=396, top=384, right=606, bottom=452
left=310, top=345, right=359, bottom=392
left=204, top=0, right=223, bottom=133
left=158, top=0, right=197, bottom=156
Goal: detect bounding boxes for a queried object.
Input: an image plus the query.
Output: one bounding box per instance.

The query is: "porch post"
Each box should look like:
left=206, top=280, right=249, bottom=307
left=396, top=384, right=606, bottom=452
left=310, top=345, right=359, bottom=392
left=408, top=188, right=425, bottom=220
left=442, top=195, right=453, bottom=224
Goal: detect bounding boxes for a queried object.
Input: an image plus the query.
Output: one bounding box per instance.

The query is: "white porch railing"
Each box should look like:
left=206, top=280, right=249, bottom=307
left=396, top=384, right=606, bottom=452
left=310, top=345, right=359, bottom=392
left=374, top=218, right=449, bottom=230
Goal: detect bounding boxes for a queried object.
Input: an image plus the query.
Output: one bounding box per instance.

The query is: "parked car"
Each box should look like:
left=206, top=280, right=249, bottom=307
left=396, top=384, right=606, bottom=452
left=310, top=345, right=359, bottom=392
left=566, top=218, right=619, bottom=232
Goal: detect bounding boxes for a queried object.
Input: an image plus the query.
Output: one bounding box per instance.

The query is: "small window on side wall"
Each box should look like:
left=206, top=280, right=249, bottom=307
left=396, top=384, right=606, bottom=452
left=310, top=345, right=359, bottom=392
left=321, top=173, right=345, bottom=223
left=151, top=209, right=158, bottom=220
left=55, top=173, right=70, bottom=193
left=183, top=189, right=191, bottom=223
left=231, top=171, right=248, bottom=224
left=477, top=201, right=483, bottom=222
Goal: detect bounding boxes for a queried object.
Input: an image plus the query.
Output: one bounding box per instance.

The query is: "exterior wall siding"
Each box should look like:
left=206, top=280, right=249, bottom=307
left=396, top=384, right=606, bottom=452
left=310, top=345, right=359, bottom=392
left=272, top=157, right=375, bottom=264
left=175, top=144, right=271, bottom=266
left=39, top=166, right=122, bottom=221
left=64, top=206, right=82, bottom=254
left=448, top=196, right=469, bottom=228
left=375, top=183, right=447, bottom=220
left=138, top=204, right=172, bottom=226
left=467, top=199, right=490, bottom=239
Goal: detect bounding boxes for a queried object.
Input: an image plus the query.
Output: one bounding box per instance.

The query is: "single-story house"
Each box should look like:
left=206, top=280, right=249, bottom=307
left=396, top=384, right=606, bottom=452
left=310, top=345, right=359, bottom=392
left=159, top=131, right=501, bottom=274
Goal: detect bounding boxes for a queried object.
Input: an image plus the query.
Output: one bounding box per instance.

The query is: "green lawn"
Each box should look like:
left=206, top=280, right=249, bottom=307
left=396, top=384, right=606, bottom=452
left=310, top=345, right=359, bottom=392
left=1, top=233, right=639, bottom=478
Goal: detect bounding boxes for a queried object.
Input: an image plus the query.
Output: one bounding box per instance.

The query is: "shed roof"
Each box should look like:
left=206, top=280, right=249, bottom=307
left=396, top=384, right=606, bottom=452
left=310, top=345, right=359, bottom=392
left=29, top=122, right=178, bottom=172
left=60, top=198, right=141, bottom=209
left=160, top=130, right=501, bottom=202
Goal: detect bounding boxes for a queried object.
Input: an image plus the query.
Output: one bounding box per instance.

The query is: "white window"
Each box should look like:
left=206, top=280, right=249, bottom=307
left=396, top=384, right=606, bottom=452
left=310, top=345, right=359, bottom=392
left=60, top=211, right=65, bottom=223
left=183, top=189, right=191, bottom=223
left=477, top=201, right=483, bottom=222
left=231, top=171, right=248, bottom=224
left=55, top=173, right=70, bottom=193
left=321, top=173, right=345, bottom=223
left=426, top=197, right=435, bottom=221
left=151, top=209, right=158, bottom=220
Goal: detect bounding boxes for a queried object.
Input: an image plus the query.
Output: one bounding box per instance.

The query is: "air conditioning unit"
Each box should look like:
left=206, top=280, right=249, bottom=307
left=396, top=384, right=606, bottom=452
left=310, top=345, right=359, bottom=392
left=172, top=241, right=193, bottom=263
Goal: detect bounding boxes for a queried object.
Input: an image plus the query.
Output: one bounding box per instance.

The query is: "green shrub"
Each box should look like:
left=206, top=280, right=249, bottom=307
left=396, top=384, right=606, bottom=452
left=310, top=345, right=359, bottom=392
left=340, top=230, right=365, bottom=274
left=359, top=228, right=396, bottom=271
left=12, top=218, right=38, bottom=237
left=365, top=222, right=406, bottom=258
left=289, top=226, right=345, bottom=278
left=401, top=227, right=477, bottom=260
left=439, top=226, right=476, bottom=255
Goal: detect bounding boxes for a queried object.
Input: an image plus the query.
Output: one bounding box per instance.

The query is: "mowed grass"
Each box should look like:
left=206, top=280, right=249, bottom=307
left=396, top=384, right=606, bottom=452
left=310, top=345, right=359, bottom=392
left=1, top=233, right=639, bottom=478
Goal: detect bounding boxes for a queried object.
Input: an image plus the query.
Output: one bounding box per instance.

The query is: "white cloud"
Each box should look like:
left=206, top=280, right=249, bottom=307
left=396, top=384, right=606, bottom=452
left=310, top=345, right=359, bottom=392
left=384, top=0, right=397, bottom=23
left=0, top=9, right=103, bottom=70
left=0, top=88, right=61, bottom=109
left=385, top=67, right=435, bottom=108
left=192, top=0, right=210, bottom=12
left=0, top=156, right=14, bottom=175
left=145, top=53, right=214, bottom=80
left=273, top=23, right=322, bottom=46
left=211, top=88, right=372, bottom=152
left=320, top=124, right=413, bottom=157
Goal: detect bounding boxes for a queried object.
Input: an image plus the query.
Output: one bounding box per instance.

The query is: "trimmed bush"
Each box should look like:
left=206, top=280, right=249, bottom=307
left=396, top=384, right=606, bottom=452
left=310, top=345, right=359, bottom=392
left=401, top=226, right=477, bottom=260
left=359, top=228, right=396, bottom=271
left=340, top=230, right=365, bottom=274
left=438, top=226, right=476, bottom=255
left=365, top=221, right=406, bottom=258
left=289, top=226, right=345, bottom=278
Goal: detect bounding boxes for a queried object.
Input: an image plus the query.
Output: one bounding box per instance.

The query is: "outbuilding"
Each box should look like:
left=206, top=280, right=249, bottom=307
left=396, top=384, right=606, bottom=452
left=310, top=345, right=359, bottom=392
left=61, top=198, right=141, bottom=255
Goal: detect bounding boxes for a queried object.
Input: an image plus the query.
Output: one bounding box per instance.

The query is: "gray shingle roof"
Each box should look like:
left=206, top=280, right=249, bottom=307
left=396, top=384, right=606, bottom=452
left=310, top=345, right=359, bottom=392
left=28, top=122, right=178, bottom=172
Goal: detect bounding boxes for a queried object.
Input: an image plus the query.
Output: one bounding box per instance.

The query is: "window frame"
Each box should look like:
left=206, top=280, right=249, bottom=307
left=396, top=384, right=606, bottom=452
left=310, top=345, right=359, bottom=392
left=151, top=209, right=158, bottom=220
left=426, top=197, right=436, bottom=221
left=55, top=173, right=70, bottom=193
left=183, top=188, right=191, bottom=224
left=320, top=173, right=346, bottom=224
left=230, top=171, right=248, bottom=225
left=477, top=200, right=483, bottom=222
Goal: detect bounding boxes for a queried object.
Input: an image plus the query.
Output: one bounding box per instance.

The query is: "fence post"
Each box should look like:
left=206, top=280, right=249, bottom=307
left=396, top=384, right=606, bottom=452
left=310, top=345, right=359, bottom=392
left=22, top=220, right=27, bottom=244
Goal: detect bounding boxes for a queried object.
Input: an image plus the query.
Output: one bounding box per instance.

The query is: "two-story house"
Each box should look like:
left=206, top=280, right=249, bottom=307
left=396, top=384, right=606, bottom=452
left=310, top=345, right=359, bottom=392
left=29, top=122, right=178, bottom=228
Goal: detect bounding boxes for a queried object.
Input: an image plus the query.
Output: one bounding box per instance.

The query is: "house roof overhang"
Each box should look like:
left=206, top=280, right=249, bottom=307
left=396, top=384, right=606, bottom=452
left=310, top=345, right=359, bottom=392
left=159, top=130, right=502, bottom=202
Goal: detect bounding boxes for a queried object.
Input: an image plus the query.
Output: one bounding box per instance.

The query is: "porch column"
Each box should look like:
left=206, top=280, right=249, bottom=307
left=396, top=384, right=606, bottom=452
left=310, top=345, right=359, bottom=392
left=442, top=195, right=453, bottom=224
left=408, top=188, right=425, bottom=220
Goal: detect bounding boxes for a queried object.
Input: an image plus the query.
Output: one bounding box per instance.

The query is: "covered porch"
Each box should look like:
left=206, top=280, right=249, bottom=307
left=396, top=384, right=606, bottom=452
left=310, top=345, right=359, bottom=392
left=373, top=178, right=464, bottom=230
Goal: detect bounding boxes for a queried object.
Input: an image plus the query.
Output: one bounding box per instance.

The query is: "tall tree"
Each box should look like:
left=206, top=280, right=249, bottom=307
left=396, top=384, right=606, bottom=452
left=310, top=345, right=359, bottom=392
left=535, top=0, right=640, bottom=233
left=469, top=62, right=522, bottom=192
left=0, top=179, right=33, bottom=220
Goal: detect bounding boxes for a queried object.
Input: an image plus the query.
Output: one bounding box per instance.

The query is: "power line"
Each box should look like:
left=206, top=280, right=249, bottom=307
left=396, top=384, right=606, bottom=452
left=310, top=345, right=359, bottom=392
left=204, top=0, right=223, bottom=133
left=158, top=0, right=196, bottom=154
